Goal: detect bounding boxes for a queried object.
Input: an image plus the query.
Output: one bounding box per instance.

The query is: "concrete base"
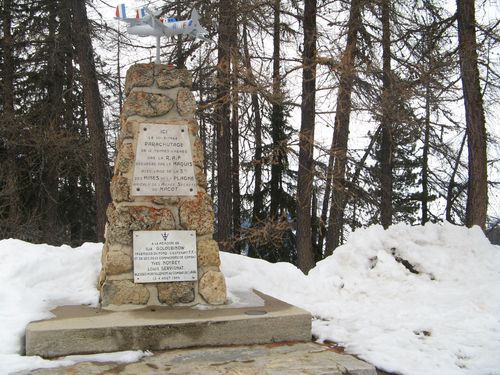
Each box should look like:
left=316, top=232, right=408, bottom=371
left=25, top=290, right=311, bottom=358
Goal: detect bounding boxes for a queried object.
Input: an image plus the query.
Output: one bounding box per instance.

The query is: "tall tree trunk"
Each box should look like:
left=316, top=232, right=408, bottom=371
left=1, top=0, right=21, bottom=233
left=324, top=0, right=362, bottom=256
left=296, top=0, right=317, bottom=274
left=117, top=26, right=123, bottom=115
left=61, top=1, right=81, bottom=245
left=71, top=0, right=111, bottom=242
left=42, top=3, right=64, bottom=244
left=446, top=132, right=467, bottom=222
left=215, top=0, right=233, bottom=251
left=1, top=0, right=14, bottom=115
left=231, top=23, right=241, bottom=251
left=211, top=121, right=217, bottom=202
left=270, top=0, right=284, bottom=220
left=456, top=0, right=488, bottom=229
left=311, top=185, right=321, bottom=261
left=421, top=80, right=431, bottom=225
left=379, top=0, right=393, bottom=229
left=242, top=24, right=264, bottom=227
left=175, top=0, right=186, bottom=68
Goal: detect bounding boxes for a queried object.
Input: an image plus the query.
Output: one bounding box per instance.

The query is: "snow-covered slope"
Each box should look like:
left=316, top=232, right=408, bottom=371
left=1, top=223, right=499, bottom=374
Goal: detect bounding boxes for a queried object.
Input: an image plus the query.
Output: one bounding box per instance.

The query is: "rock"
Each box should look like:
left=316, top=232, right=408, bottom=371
left=97, top=269, right=106, bottom=289
left=191, top=138, right=205, bottom=168
left=152, top=196, right=180, bottom=206
left=195, top=167, right=208, bottom=190
left=107, top=206, right=176, bottom=246
left=125, top=64, right=155, bottom=95
left=197, top=240, right=220, bottom=267
left=156, top=66, right=192, bottom=89
left=128, top=206, right=176, bottom=231
left=101, top=243, right=109, bottom=265
left=106, top=205, right=131, bottom=245
left=124, top=92, right=174, bottom=117
left=179, top=193, right=214, bottom=235
left=114, top=142, right=134, bottom=174
left=176, top=88, right=196, bottom=117
left=110, top=176, right=131, bottom=203
left=105, top=250, right=133, bottom=275
left=157, top=282, right=195, bottom=305
left=199, top=270, right=226, bottom=305
left=101, top=280, right=149, bottom=305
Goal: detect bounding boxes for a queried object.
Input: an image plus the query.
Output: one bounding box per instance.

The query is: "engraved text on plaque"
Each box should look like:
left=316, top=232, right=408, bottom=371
left=131, top=124, right=197, bottom=196
left=133, top=230, right=198, bottom=283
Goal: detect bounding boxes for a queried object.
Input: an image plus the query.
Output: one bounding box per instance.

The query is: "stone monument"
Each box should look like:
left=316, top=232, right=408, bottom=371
left=99, top=63, right=226, bottom=308
left=25, top=64, right=311, bottom=358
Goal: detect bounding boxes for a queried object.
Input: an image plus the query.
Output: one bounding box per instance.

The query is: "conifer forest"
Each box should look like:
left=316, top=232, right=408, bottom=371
left=0, top=0, right=499, bottom=273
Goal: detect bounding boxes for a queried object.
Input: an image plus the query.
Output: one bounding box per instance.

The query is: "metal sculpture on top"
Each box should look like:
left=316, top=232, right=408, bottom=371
left=115, top=4, right=211, bottom=64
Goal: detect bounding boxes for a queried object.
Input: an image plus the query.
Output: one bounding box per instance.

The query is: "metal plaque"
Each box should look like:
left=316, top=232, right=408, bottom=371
left=133, top=230, right=198, bottom=283
left=131, top=124, right=197, bottom=196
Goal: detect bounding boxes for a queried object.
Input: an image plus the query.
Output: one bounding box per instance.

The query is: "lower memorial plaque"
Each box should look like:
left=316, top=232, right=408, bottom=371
left=133, top=230, right=197, bottom=283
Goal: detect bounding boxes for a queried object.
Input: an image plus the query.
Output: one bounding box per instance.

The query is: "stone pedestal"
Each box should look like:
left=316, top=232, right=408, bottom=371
left=99, top=64, right=226, bottom=308
left=25, top=291, right=313, bottom=358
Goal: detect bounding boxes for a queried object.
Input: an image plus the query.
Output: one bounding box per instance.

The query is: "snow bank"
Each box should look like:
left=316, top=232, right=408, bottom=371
left=222, top=223, right=500, bottom=375
left=1, top=223, right=499, bottom=374
left=0, top=240, right=150, bottom=373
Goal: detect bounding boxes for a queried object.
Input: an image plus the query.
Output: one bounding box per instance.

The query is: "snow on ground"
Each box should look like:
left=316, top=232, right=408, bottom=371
left=1, top=223, right=499, bottom=374
left=0, top=240, right=152, bottom=374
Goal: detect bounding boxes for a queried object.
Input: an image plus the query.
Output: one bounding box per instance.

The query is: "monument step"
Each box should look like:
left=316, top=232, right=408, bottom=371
left=25, top=291, right=311, bottom=358
left=16, top=342, right=377, bottom=375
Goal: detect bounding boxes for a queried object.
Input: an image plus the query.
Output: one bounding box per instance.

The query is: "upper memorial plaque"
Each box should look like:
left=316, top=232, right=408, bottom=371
left=131, top=124, right=197, bottom=196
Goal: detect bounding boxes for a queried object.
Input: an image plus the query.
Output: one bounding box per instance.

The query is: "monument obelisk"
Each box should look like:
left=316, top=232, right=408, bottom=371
left=98, top=64, right=226, bottom=308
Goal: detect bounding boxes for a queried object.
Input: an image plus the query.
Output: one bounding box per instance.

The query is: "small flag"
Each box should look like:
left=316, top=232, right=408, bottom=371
left=136, top=7, right=146, bottom=19
left=115, top=4, right=127, bottom=18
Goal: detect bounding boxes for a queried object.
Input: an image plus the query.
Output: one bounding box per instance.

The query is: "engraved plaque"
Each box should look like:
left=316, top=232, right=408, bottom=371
left=133, top=230, right=197, bottom=283
left=131, top=124, right=197, bottom=196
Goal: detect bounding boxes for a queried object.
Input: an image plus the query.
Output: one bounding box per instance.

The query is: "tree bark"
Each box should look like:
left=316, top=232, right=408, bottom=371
left=270, top=0, right=285, bottom=220
left=421, top=80, right=431, bottom=225
left=324, top=0, right=362, bottom=256
left=242, top=24, right=264, bottom=227
left=42, top=3, right=64, bottom=244
left=1, top=0, right=21, bottom=233
left=1, top=0, right=14, bottom=116
left=379, top=0, right=393, bottom=229
left=231, top=22, right=241, bottom=251
left=456, top=0, right=488, bottom=229
left=296, top=0, right=317, bottom=274
left=71, top=0, right=111, bottom=242
left=215, top=0, right=233, bottom=251
left=446, top=132, right=467, bottom=222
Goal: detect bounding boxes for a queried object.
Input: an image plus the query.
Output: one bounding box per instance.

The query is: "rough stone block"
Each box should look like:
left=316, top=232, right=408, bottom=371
left=124, top=92, right=174, bottom=117
left=157, top=282, right=195, bottom=305
left=179, top=192, right=214, bottom=235
left=125, top=64, right=155, bottom=95
left=156, top=66, right=192, bottom=89
left=128, top=206, right=176, bottom=231
left=199, top=270, right=226, bottom=305
left=176, top=87, right=196, bottom=117
left=115, top=142, right=134, bottom=174
left=101, top=280, right=149, bottom=306
left=197, top=240, right=220, bottom=267
left=195, top=167, right=208, bottom=190
left=191, top=138, right=204, bottom=168
left=105, top=250, right=133, bottom=275
left=152, top=196, right=180, bottom=206
left=107, top=206, right=176, bottom=246
left=110, top=176, right=131, bottom=203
